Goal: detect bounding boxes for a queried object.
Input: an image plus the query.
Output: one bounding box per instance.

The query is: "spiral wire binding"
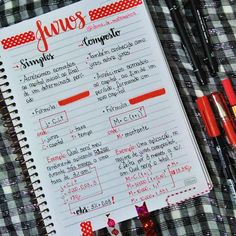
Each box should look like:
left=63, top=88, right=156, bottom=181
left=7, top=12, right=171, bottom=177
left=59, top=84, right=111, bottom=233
left=0, top=57, right=56, bottom=235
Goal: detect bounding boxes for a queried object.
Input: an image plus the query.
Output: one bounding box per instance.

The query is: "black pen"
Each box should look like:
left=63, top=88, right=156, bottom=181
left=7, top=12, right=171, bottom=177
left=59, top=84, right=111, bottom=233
left=211, top=136, right=236, bottom=205
left=165, top=0, right=208, bottom=85
left=189, top=0, right=218, bottom=76
left=196, top=96, right=236, bottom=204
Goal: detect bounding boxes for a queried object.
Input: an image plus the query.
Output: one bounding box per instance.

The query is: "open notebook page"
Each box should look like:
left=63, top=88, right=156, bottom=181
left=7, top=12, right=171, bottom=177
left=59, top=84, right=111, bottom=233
left=0, top=0, right=211, bottom=235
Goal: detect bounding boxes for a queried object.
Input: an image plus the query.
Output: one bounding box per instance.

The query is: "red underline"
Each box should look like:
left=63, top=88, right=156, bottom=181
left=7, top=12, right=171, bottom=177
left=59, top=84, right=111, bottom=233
left=129, top=88, right=166, bottom=105
left=58, top=91, right=90, bottom=106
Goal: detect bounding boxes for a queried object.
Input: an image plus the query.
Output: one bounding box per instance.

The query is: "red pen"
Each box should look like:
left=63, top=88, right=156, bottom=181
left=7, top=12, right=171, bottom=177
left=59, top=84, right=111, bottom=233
left=196, top=96, right=221, bottom=138
left=196, top=95, right=236, bottom=204
left=210, top=92, right=236, bottom=147
left=221, top=77, right=236, bottom=118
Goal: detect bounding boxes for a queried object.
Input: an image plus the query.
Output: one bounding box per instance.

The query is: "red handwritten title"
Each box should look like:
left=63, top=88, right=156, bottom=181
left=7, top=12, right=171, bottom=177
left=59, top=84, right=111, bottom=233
left=1, top=11, right=86, bottom=52
left=1, top=0, right=143, bottom=52
left=36, top=11, right=86, bottom=52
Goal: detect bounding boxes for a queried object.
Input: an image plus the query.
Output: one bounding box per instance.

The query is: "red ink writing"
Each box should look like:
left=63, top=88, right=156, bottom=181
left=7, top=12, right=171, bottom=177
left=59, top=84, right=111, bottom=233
left=47, top=152, right=66, bottom=163
left=115, top=145, right=135, bottom=155
left=36, top=11, right=86, bottom=52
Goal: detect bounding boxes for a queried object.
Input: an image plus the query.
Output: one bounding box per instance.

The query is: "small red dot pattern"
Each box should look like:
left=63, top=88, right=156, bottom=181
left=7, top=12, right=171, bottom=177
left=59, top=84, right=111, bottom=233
left=80, top=221, right=94, bottom=236
left=1, top=31, right=36, bottom=50
left=89, top=0, right=142, bottom=21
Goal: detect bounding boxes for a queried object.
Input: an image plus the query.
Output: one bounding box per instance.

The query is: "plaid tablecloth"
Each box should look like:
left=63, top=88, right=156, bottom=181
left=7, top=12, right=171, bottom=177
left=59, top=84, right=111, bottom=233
left=0, top=0, right=236, bottom=235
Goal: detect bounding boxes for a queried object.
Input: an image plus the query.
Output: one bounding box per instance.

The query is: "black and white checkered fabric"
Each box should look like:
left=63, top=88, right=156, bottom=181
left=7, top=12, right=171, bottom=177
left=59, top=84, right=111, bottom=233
left=0, top=0, right=235, bottom=235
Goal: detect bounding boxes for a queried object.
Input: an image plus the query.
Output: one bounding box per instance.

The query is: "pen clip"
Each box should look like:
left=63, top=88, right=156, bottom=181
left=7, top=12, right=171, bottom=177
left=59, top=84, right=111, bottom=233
left=210, top=92, right=236, bottom=146
left=211, top=92, right=236, bottom=127
left=196, top=96, right=221, bottom=137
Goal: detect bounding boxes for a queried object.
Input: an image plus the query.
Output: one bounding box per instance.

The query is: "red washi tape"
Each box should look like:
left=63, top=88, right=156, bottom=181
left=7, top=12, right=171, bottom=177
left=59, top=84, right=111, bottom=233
left=1, top=31, right=36, bottom=50
left=89, top=0, right=142, bottom=21
left=135, top=202, right=158, bottom=236
left=106, top=214, right=121, bottom=235
left=80, top=221, right=94, bottom=236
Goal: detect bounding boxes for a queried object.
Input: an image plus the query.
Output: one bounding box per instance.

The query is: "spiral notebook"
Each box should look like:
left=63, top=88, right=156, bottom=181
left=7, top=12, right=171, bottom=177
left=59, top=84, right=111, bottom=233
left=0, top=0, right=212, bottom=235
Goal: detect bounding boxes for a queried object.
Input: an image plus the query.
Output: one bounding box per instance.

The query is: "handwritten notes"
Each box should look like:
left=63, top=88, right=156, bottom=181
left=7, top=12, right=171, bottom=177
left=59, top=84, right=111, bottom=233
left=0, top=0, right=211, bottom=235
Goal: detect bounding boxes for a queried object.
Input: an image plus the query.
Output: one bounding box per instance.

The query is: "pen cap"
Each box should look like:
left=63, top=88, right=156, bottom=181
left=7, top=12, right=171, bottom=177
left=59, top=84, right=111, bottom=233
left=196, top=96, right=221, bottom=137
left=210, top=92, right=236, bottom=146
left=222, top=78, right=236, bottom=106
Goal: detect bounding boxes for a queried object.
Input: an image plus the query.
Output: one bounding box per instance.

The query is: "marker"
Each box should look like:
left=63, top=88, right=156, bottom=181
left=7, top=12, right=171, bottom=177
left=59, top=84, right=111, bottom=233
left=210, top=92, right=236, bottom=147
left=189, top=0, right=218, bottom=75
left=165, top=0, right=208, bottom=85
left=196, top=95, right=236, bottom=204
left=221, top=77, right=236, bottom=118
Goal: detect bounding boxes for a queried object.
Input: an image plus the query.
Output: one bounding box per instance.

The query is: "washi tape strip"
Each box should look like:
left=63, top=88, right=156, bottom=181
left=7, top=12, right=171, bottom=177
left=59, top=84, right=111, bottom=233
left=106, top=214, right=122, bottom=236
left=80, top=221, right=94, bottom=236
left=1, top=31, right=36, bottom=50
left=89, top=0, right=142, bottom=21
left=135, top=202, right=158, bottom=236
